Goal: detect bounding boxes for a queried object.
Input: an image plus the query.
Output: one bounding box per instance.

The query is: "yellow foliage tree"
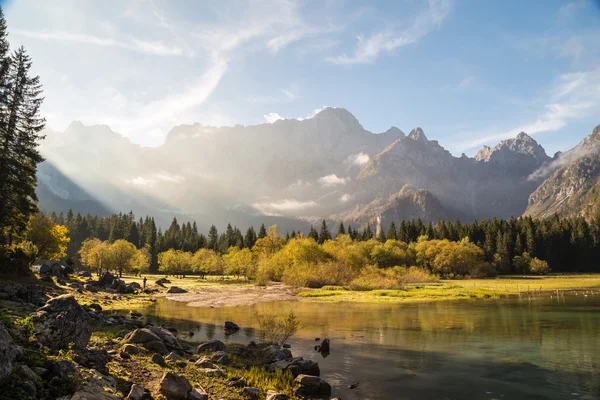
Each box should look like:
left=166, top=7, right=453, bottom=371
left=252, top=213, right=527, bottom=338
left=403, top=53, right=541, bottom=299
left=26, top=213, right=70, bottom=261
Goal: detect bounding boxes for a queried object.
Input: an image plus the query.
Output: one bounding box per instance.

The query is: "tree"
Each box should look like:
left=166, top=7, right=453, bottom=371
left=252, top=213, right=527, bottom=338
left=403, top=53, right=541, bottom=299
left=130, top=244, right=151, bottom=276
left=159, top=249, right=193, bottom=277
left=110, top=239, right=138, bottom=277
left=386, top=221, right=398, bottom=241
left=0, top=20, right=46, bottom=243
left=318, top=220, right=331, bottom=244
left=207, top=225, right=218, bottom=251
left=223, top=246, right=253, bottom=279
left=25, top=213, right=69, bottom=261
left=258, top=223, right=267, bottom=239
left=78, top=238, right=111, bottom=275
left=529, top=257, right=551, bottom=275
left=337, top=222, right=346, bottom=237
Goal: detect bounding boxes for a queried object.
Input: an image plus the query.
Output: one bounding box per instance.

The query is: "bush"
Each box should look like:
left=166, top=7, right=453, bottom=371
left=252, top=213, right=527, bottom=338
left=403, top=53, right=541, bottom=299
left=348, top=265, right=403, bottom=291
left=281, top=261, right=356, bottom=288
left=398, top=266, right=439, bottom=284
left=529, top=258, right=551, bottom=275
left=257, top=311, right=302, bottom=345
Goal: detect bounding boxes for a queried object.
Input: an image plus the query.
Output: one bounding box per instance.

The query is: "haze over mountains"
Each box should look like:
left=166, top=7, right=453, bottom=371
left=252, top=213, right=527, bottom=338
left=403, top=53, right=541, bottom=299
left=37, top=107, right=600, bottom=231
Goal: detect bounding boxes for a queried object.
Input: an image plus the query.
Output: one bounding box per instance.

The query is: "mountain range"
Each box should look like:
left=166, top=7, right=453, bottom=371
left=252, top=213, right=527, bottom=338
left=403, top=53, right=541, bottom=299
left=36, top=107, right=600, bottom=231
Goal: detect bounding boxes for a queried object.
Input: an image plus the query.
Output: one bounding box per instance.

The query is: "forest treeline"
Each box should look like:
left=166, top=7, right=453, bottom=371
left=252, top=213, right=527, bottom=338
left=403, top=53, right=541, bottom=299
left=49, top=209, right=600, bottom=277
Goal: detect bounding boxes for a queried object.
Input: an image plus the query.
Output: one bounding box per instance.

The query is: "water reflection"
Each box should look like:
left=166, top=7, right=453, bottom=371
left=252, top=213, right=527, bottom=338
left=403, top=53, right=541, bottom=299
left=126, top=295, right=600, bottom=400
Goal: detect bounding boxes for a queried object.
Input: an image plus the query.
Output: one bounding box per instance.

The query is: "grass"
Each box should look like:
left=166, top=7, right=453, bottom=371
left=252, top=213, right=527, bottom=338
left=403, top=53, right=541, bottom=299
left=297, top=274, right=600, bottom=303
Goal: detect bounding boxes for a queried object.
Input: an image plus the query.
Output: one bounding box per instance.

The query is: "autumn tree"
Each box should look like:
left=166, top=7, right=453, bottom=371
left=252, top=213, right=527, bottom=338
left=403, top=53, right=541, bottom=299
left=25, top=213, right=69, bottom=261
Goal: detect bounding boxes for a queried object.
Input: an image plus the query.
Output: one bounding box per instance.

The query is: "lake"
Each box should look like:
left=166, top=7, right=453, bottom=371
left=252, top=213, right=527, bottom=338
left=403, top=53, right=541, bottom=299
left=129, top=292, right=600, bottom=400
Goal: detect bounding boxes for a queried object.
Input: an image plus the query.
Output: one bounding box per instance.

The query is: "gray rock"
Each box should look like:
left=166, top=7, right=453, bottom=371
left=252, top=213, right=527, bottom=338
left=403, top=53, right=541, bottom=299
left=126, top=383, right=146, bottom=400
left=269, top=357, right=320, bottom=377
left=166, top=351, right=183, bottom=362
left=241, top=387, right=261, bottom=399
left=198, top=367, right=223, bottom=377
left=125, top=328, right=168, bottom=355
left=265, top=344, right=292, bottom=362
left=294, top=374, right=331, bottom=396
left=196, top=339, right=225, bottom=353
left=167, top=286, right=187, bottom=294
left=121, top=344, right=140, bottom=355
left=224, top=321, right=239, bottom=331
left=147, top=326, right=183, bottom=351
left=130, top=310, right=142, bottom=317
left=187, top=388, right=209, bottom=400
left=71, top=387, right=121, bottom=400
left=266, top=390, right=290, bottom=400
left=158, top=372, right=192, bottom=399
left=20, top=380, right=37, bottom=397
left=152, top=353, right=167, bottom=367
left=33, top=294, right=92, bottom=349
left=0, top=322, right=18, bottom=379
left=17, top=364, right=40, bottom=382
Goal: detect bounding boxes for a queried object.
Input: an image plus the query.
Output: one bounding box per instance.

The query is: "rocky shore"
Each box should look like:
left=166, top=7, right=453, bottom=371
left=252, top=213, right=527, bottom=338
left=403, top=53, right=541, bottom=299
left=0, top=273, right=337, bottom=400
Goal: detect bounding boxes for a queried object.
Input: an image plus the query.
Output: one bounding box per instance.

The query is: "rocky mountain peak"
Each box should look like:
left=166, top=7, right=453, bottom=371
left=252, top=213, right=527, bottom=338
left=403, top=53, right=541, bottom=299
left=383, top=126, right=405, bottom=138
left=408, top=127, right=427, bottom=142
left=313, top=107, right=362, bottom=130
left=476, top=132, right=549, bottom=163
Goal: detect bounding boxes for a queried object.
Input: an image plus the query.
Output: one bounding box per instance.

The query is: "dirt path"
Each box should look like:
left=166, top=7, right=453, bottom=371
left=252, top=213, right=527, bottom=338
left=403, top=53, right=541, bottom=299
left=156, top=284, right=301, bottom=307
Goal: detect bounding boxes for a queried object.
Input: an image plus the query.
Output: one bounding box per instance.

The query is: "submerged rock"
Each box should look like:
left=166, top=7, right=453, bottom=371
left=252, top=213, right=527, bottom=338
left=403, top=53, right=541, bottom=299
left=167, top=286, right=187, bottom=294
left=294, top=374, right=332, bottom=397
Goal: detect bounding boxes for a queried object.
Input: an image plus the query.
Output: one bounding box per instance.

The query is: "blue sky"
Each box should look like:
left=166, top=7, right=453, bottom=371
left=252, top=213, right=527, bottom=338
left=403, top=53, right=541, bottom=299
left=3, top=0, right=600, bottom=155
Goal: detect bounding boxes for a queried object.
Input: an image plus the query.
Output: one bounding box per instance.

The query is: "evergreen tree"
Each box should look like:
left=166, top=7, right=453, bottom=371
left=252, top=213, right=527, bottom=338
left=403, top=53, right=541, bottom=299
left=0, top=36, right=45, bottom=242
left=386, top=221, right=397, bottom=240
left=258, top=223, right=267, bottom=239
left=207, top=225, right=218, bottom=251
left=308, top=225, right=318, bottom=241
left=337, top=222, right=346, bottom=237
left=318, top=220, right=331, bottom=244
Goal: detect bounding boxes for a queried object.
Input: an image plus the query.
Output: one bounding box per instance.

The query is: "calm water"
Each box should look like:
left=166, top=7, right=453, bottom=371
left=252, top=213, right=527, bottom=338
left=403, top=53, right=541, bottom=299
left=129, top=293, right=600, bottom=400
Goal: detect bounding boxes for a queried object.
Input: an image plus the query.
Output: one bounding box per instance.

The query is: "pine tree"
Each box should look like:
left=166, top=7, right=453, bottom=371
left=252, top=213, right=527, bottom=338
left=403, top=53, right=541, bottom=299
left=318, top=220, right=331, bottom=244
left=258, top=223, right=267, bottom=239
left=0, top=32, right=45, bottom=242
left=308, top=225, right=318, bottom=241
left=207, top=225, right=218, bottom=251
left=386, top=221, right=397, bottom=240
left=337, top=222, right=346, bottom=237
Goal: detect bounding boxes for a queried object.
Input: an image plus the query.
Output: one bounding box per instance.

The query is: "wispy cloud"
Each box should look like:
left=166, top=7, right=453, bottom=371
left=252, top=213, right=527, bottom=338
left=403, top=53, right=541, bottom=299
left=12, top=29, right=184, bottom=56
left=264, top=112, right=284, bottom=123
left=346, top=152, right=370, bottom=166
left=327, top=0, right=452, bottom=64
left=263, top=106, right=329, bottom=123
left=252, top=198, right=318, bottom=216
left=455, top=67, right=600, bottom=152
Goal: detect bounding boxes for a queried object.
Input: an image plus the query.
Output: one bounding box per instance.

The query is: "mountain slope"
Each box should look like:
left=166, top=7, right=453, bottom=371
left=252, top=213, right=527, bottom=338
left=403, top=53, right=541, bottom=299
left=524, top=125, right=600, bottom=219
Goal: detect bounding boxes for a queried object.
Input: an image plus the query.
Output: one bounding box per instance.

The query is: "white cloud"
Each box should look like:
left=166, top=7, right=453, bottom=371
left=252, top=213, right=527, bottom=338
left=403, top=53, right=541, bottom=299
left=264, top=112, right=284, bottom=123
left=252, top=199, right=318, bottom=215
left=340, top=193, right=352, bottom=202
left=327, top=0, right=452, bottom=64
left=346, top=152, right=370, bottom=166
left=155, top=172, right=185, bottom=183
left=126, top=176, right=154, bottom=187
left=318, top=174, right=349, bottom=187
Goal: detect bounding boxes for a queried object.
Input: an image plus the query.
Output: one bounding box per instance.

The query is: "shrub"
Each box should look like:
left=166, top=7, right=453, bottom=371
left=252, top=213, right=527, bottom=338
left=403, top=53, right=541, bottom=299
left=529, top=258, right=551, bottom=275
left=348, top=265, right=403, bottom=291
left=257, top=310, right=301, bottom=345
left=399, top=266, right=439, bottom=284
left=281, top=261, right=356, bottom=288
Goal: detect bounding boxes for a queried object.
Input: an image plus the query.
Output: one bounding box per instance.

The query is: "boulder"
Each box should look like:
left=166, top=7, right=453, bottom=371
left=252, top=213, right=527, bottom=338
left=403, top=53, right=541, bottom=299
left=125, top=328, right=168, bottom=355
left=0, top=322, right=19, bottom=379
left=126, top=383, right=146, bottom=400
left=294, top=374, right=331, bottom=396
left=33, top=294, right=92, bottom=349
left=158, top=372, right=192, bottom=400
left=165, top=351, right=183, bottom=363
left=266, top=391, right=290, bottom=400
left=74, top=348, right=111, bottom=375
left=130, top=310, right=142, bottom=317
left=152, top=353, right=167, bottom=367
left=147, top=325, right=183, bottom=351
left=241, top=387, right=261, bottom=399
left=130, top=281, right=142, bottom=290
left=264, top=344, right=292, bottom=362
left=196, top=339, right=225, bottom=353
left=224, top=321, right=240, bottom=331
left=155, top=278, right=171, bottom=286
left=188, top=388, right=209, bottom=400
left=319, top=338, right=330, bottom=353
left=72, top=387, right=121, bottom=400
left=78, top=271, right=92, bottom=278
left=84, top=283, right=98, bottom=293
left=97, top=272, right=116, bottom=287
left=270, top=357, right=320, bottom=377
left=167, top=286, right=187, bottom=294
